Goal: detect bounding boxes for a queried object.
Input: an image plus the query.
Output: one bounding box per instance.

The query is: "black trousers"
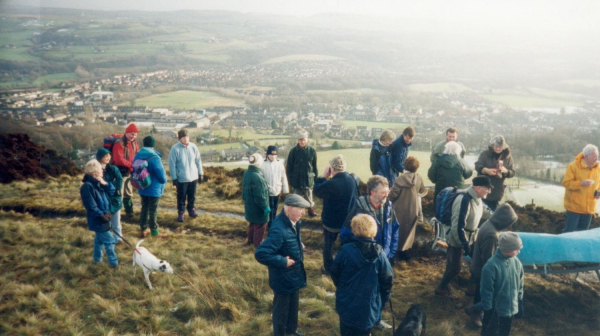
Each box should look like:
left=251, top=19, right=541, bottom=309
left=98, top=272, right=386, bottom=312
left=139, top=195, right=159, bottom=231
left=340, top=323, right=371, bottom=336
left=176, top=181, right=197, bottom=213
left=268, top=196, right=280, bottom=229
left=322, top=229, right=339, bottom=273
left=439, top=246, right=463, bottom=288
left=481, top=310, right=513, bottom=336
left=273, top=291, right=299, bottom=336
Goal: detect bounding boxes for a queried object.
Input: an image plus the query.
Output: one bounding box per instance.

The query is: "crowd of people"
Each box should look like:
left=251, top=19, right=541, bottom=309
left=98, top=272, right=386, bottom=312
left=79, top=123, right=600, bottom=336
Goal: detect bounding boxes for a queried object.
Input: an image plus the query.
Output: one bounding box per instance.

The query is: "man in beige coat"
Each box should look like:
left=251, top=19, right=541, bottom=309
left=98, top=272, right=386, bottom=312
left=389, top=156, right=427, bottom=261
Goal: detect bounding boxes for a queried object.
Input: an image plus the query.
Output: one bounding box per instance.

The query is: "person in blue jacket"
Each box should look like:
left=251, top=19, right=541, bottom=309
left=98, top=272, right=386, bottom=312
left=340, top=175, right=399, bottom=263
left=370, top=130, right=396, bottom=185
left=255, top=194, right=311, bottom=336
left=80, top=159, right=117, bottom=267
left=96, top=148, right=124, bottom=245
left=314, top=154, right=357, bottom=275
left=390, top=126, right=416, bottom=175
left=331, top=214, right=394, bottom=336
left=134, top=136, right=168, bottom=238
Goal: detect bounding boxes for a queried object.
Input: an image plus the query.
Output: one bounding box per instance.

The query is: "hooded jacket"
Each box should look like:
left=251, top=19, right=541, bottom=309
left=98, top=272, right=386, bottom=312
left=480, top=249, right=524, bottom=317
left=261, top=158, right=289, bottom=196
left=133, top=147, right=167, bottom=197
left=102, top=163, right=123, bottom=214
left=111, top=136, right=139, bottom=175
left=470, top=204, right=518, bottom=279
left=313, top=171, right=357, bottom=232
left=428, top=154, right=473, bottom=197
left=390, top=134, right=412, bottom=174
left=242, top=165, right=270, bottom=223
left=370, top=139, right=395, bottom=184
left=389, top=171, right=427, bottom=251
left=286, top=143, right=318, bottom=190
left=80, top=174, right=115, bottom=232
left=168, top=141, right=203, bottom=183
left=340, top=196, right=400, bottom=259
left=447, top=186, right=493, bottom=248
left=475, top=145, right=515, bottom=202
left=331, top=237, right=394, bottom=330
left=562, top=152, right=600, bottom=214
left=255, top=211, right=307, bottom=294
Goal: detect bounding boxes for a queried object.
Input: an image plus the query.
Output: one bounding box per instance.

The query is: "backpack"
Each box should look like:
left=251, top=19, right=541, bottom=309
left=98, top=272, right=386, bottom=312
left=130, top=156, right=156, bottom=190
left=435, top=187, right=471, bottom=226
left=103, top=134, right=123, bottom=152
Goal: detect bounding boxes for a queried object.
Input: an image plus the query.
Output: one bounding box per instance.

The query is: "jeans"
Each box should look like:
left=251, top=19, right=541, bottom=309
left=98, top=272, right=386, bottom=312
left=340, top=323, right=371, bottom=336
left=481, top=310, right=513, bottom=336
left=439, top=246, right=464, bottom=288
left=563, top=210, right=592, bottom=233
left=268, top=196, right=280, bottom=228
left=110, top=210, right=122, bottom=242
left=273, top=290, right=299, bottom=336
left=94, top=230, right=118, bottom=267
left=247, top=223, right=267, bottom=247
left=176, top=181, right=197, bottom=213
left=323, top=229, right=339, bottom=273
left=140, top=195, right=160, bottom=232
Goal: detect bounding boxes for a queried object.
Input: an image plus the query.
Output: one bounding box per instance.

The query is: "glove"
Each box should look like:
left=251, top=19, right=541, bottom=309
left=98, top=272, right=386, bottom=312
left=173, top=179, right=178, bottom=187
left=515, top=299, right=524, bottom=319
left=197, top=175, right=203, bottom=184
left=100, top=213, right=112, bottom=223
left=462, top=242, right=471, bottom=256
left=263, top=207, right=271, bottom=215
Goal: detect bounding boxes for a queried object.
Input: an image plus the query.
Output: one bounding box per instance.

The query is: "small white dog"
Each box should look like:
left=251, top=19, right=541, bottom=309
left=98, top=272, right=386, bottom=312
left=133, top=239, right=173, bottom=290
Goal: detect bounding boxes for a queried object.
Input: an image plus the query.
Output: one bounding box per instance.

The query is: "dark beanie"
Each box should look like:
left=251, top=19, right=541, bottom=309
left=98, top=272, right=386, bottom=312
left=143, top=136, right=156, bottom=148
left=266, top=145, right=278, bottom=155
left=178, top=129, right=189, bottom=139
left=96, top=148, right=110, bottom=161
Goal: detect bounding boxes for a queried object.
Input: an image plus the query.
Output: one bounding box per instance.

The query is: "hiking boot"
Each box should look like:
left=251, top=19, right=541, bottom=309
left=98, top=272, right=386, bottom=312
left=308, top=208, right=319, bottom=217
left=465, top=306, right=483, bottom=328
left=435, top=286, right=459, bottom=300
left=141, top=229, right=151, bottom=238
left=188, top=208, right=199, bottom=218
left=373, top=320, right=392, bottom=330
left=177, top=212, right=185, bottom=222
left=152, top=232, right=168, bottom=238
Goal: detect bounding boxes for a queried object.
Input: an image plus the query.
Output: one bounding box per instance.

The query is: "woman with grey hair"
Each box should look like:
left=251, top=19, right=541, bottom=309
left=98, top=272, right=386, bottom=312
left=80, top=159, right=118, bottom=268
left=428, top=141, right=473, bottom=200
left=475, top=135, right=516, bottom=210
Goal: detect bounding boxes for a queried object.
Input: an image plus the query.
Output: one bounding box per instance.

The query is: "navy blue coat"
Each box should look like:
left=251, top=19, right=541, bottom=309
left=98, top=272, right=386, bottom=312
left=80, top=174, right=115, bottom=232
left=331, top=237, right=394, bottom=330
left=313, top=172, right=357, bottom=232
left=390, top=135, right=412, bottom=174
left=255, top=211, right=307, bottom=294
left=370, top=139, right=395, bottom=185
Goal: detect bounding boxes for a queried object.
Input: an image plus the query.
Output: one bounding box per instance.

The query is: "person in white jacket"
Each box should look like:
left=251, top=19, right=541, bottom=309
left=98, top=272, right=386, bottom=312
left=261, top=145, right=290, bottom=229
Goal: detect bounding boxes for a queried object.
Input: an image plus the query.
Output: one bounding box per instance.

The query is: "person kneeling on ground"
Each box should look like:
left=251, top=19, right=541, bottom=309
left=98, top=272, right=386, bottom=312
left=331, top=214, right=394, bottom=336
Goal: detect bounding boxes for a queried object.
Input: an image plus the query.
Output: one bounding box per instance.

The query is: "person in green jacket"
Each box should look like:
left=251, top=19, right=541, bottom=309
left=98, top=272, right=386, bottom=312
left=242, top=153, right=270, bottom=247
left=428, top=141, right=473, bottom=200
left=96, top=148, right=123, bottom=245
left=466, top=232, right=524, bottom=336
left=286, top=130, right=319, bottom=217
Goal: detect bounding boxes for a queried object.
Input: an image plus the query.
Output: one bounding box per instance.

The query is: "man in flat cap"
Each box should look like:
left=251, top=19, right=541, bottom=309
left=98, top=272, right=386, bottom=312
left=255, top=194, right=310, bottom=336
left=435, top=176, right=493, bottom=299
left=286, top=130, right=319, bottom=217
left=313, top=154, right=358, bottom=275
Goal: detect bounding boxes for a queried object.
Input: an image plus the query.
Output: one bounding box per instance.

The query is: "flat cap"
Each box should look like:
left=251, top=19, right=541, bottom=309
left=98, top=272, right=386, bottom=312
left=284, top=194, right=311, bottom=208
left=473, top=175, right=493, bottom=189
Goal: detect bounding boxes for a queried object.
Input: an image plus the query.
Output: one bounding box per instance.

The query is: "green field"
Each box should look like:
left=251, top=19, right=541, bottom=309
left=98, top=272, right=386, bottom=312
left=341, top=120, right=409, bottom=131
left=306, top=88, right=385, bottom=94
left=135, top=90, right=245, bottom=109
left=408, top=82, right=475, bottom=93
left=33, top=72, right=77, bottom=85
left=0, top=47, right=40, bottom=62
left=211, top=129, right=289, bottom=141
left=197, top=142, right=245, bottom=152
left=264, top=54, right=342, bottom=64
left=481, top=94, right=582, bottom=108
left=560, top=79, right=600, bottom=87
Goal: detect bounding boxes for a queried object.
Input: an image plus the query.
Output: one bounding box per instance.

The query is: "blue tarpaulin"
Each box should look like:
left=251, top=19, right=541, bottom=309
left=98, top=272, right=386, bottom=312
left=516, top=228, right=600, bottom=266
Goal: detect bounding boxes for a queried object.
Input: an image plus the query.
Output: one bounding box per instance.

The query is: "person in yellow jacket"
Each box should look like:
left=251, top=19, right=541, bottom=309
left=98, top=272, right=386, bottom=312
left=561, top=144, right=600, bottom=233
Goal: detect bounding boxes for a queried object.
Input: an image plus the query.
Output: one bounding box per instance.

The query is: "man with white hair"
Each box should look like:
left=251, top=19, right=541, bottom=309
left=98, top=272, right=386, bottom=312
left=430, top=127, right=466, bottom=162
left=286, top=130, right=319, bottom=217
left=428, top=141, right=473, bottom=200
left=561, top=144, right=600, bottom=233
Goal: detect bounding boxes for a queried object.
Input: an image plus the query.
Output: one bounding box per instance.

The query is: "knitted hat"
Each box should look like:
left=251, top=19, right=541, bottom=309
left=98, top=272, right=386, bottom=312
left=125, top=123, right=139, bottom=134
left=178, top=129, right=189, bottom=139
left=473, top=176, right=493, bottom=189
left=96, top=148, right=110, bottom=161
left=297, top=130, right=308, bottom=139
left=498, top=232, right=523, bottom=252
left=249, top=153, right=263, bottom=168
left=329, top=154, right=346, bottom=172
left=284, top=194, right=311, bottom=208
left=266, top=145, right=278, bottom=155
left=143, top=136, right=156, bottom=148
